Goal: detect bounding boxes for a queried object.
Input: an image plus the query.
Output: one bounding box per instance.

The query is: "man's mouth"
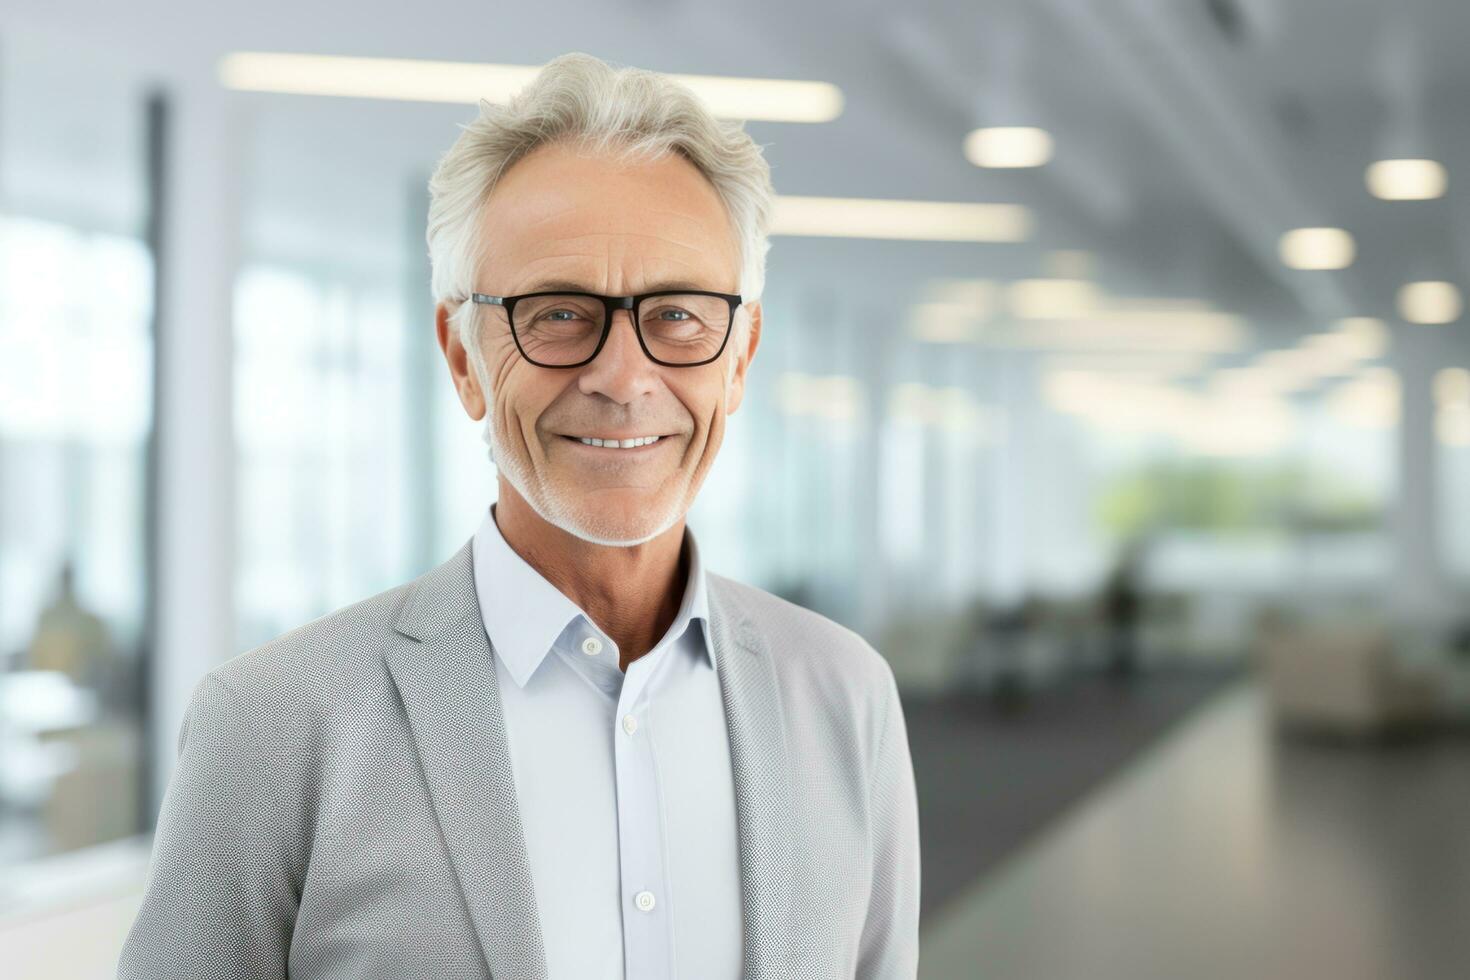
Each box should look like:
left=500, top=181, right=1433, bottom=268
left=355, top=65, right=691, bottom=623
left=559, top=434, right=671, bottom=450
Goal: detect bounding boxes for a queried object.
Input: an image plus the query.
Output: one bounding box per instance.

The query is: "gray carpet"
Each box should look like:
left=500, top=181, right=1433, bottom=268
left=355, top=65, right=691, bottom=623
left=903, top=662, right=1244, bottom=922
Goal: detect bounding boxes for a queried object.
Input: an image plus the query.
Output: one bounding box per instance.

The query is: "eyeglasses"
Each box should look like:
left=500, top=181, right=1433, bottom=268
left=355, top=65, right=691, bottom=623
left=470, top=289, right=743, bottom=368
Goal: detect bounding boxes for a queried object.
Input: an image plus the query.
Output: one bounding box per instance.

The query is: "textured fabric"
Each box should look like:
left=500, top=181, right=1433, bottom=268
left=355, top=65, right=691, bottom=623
left=117, top=532, right=920, bottom=979
left=473, top=504, right=741, bottom=979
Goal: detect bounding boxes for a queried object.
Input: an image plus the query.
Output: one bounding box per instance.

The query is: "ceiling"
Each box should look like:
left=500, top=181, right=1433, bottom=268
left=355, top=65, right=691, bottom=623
left=5, top=0, right=1470, bottom=354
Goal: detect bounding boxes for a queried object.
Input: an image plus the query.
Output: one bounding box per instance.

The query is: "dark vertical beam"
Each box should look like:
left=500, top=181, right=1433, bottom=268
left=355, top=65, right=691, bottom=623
left=139, top=87, right=169, bottom=830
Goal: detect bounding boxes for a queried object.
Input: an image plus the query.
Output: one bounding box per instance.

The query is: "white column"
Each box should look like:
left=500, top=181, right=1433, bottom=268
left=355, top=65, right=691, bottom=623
left=1389, top=325, right=1453, bottom=625
left=986, top=349, right=1030, bottom=606
left=852, top=309, right=895, bottom=641
left=151, top=83, right=249, bottom=809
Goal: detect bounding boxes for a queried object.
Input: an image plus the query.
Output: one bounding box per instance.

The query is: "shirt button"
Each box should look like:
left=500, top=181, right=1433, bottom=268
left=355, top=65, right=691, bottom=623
left=621, top=714, right=638, bottom=735
left=634, top=890, right=656, bottom=912
left=581, top=636, right=603, bottom=656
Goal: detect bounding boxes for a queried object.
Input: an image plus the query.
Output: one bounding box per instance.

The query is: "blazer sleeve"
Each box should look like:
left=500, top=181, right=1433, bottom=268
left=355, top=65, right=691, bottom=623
left=117, top=670, right=307, bottom=980
left=854, top=659, right=922, bottom=979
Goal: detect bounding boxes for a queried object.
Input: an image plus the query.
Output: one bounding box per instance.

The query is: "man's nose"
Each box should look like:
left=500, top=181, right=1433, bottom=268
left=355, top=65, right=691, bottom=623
left=577, top=308, right=659, bottom=402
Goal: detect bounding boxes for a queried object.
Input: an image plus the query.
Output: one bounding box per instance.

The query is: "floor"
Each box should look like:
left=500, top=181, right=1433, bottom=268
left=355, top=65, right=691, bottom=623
left=905, top=662, right=1242, bottom=920
left=917, top=680, right=1470, bottom=980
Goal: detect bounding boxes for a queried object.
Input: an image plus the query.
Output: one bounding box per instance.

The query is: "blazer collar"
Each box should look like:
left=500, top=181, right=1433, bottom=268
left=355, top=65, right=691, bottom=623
left=386, top=534, right=796, bottom=980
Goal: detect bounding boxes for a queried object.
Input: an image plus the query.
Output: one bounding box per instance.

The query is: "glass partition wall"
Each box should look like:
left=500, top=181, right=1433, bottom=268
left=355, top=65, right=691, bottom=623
left=0, top=39, right=155, bottom=868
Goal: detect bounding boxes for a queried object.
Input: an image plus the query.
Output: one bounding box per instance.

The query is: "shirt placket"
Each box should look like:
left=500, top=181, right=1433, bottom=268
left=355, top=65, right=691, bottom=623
left=604, top=632, right=675, bottom=980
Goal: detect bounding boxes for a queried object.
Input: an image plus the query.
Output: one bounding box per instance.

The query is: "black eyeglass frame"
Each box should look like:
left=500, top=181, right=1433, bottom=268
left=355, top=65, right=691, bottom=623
left=470, top=289, right=744, bottom=368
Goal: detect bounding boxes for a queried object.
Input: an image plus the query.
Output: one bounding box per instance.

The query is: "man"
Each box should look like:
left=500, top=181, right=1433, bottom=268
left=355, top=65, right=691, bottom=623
left=119, top=51, right=920, bottom=980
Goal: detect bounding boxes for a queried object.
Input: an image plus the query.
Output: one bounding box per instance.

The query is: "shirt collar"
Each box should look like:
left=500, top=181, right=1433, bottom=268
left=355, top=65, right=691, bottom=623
left=471, top=502, right=712, bottom=689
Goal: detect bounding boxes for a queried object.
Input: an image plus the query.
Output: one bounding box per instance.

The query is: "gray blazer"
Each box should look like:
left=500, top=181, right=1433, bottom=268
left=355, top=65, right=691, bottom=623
left=118, top=536, right=921, bottom=979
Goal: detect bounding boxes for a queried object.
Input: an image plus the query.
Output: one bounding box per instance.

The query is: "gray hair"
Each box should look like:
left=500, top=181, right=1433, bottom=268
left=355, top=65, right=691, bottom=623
left=426, top=51, right=774, bottom=382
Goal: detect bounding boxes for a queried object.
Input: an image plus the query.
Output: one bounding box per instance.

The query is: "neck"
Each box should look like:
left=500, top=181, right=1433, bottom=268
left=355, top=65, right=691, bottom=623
left=492, top=478, right=688, bottom=672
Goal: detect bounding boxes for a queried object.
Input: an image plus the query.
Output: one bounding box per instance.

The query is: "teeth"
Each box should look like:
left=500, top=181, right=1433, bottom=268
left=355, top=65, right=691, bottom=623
left=577, top=435, right=661, bottom=448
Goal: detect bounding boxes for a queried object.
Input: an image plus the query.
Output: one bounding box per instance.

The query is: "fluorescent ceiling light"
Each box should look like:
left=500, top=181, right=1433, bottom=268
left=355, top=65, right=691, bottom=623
left=1224, top=369, right=1314, bottom=394
left=1043, top=370, right=1293, bottom=455
left=1290, top=335, right=1364, bottom=378
left=218, top=52, right=844, bottom=123
left=1325, top=371, right=1400, bottom=430
left=1010, top=311, right=1245, bottom=352
left=1331, top=317, right=1389, bottom=359
left=1433, top=367, right=1470, bottom=407
left=1439, top=405, right=1470, bottom=447
left=1104, top=296, right=1213, bottom=313
left=1256, top=348, right=1323, bottom=379
left=1211, top=367, right=1286, bottom=393
left=887, top=383, right=997, bottom=438
left=1041, top=369, right=1111, bottom=415
left=776, top=372, right=865, bottom=421
left=1397, top=280, right=1462, bottom=324
left=1278, top=227, right=1355, bottom=270
left=1042, top=351, right=1211, bottom=378
left=923, top=278, right=998, bottom=316
left=964, top=127, right=1053, bottom=168
left=771, top=196, right=1031, bottom=242
left=966, top=278, right=1245, bottom=352
left=1366, top=159, right=1447, bottom=201
left=907, top=302, right=984, bottom=343
left=908, top=279, right=997, bottom=343
left=1178, top=395, right=1294, bottom=457
left=1007, top=278, right=1098, bottom=319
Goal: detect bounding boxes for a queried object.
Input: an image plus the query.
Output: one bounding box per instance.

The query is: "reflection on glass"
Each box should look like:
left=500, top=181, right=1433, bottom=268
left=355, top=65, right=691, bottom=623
left=234, top=265, right=418, bottom=652
left=0, top=221, right=152, bottom=863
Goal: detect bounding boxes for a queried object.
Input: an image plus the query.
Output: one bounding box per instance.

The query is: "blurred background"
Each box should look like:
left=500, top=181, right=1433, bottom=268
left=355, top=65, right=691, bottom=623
left=3, top=0, right=1470, bottom=977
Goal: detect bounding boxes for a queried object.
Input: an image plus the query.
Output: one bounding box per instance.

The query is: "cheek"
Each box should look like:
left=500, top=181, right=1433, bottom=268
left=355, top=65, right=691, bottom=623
left=485, top=336, right=519, bottom=392
left=705, top=407, right=727, bottom=451
left=684, top=374, right=729, bottom=450
left=488, top=360, right=545, bottom=446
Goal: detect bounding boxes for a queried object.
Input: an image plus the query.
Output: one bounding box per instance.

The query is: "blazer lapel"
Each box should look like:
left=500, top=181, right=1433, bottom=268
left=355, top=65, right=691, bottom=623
left=707, top=576, right=798, bottom=979
left=384, top=538, right=548, bottom=980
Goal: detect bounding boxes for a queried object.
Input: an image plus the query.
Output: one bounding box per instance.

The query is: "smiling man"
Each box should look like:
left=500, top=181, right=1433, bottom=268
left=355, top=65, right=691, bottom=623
left=119, top=52, right=919, bottom=980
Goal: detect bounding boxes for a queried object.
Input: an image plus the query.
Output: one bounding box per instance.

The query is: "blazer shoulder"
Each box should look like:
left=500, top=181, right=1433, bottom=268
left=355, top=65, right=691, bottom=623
left=708, top=571, right=895, bottom=693
left=206, top=574, right=419, bottom=708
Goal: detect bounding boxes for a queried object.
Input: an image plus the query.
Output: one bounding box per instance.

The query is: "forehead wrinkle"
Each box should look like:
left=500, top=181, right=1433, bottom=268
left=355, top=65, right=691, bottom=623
left=519, top=200, right=719, bottom=233
left=507, top=241, right=729, bottom=293
left=515, top=248, right=710, bottom=278
left=521, top=229, right=718, bottom=255
left=498, top=233, right=719, bottom=281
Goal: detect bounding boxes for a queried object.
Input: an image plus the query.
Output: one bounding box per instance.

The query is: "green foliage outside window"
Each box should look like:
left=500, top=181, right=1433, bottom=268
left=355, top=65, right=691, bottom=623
left=1097, top=459, right=1383, bottom=537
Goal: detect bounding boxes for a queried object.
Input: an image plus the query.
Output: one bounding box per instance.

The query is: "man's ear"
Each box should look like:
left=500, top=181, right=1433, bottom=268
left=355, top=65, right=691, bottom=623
left=436, top=301, right=486, bottom=420
left=724, top=301, right=762, bottom=415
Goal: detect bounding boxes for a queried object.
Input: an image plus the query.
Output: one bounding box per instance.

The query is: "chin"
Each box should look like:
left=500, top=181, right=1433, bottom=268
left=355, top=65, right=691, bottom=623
left=540, top=485, right=688, bottom=548
left=572, top=499, right=682, bottom=546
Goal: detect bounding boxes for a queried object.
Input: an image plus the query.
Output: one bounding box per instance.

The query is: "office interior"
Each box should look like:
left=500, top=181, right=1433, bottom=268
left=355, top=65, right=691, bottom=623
left=3, top=1, right=1470, bottom=977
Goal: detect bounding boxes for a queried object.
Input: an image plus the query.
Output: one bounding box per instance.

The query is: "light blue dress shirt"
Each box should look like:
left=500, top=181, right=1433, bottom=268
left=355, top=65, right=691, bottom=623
left=472, top=503, right=743, bottom=980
